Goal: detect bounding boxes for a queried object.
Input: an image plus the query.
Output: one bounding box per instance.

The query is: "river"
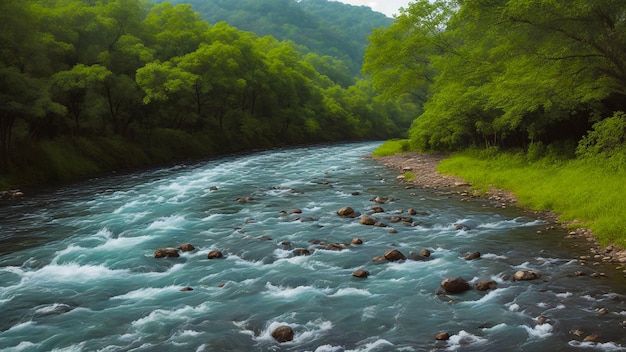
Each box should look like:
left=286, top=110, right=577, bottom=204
left=0, top=142, right=624, bottom=352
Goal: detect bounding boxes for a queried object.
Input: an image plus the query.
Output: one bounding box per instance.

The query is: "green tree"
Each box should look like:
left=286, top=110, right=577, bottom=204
left=0, top=67, right=63, bottom=172
left=142, top=2, right=210, bottom=60
left=363, top=0, right=455, bottom=103
left=52, top=64, right=112, bottom=136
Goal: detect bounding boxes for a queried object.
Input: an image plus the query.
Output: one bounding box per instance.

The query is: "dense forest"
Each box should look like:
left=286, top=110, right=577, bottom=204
left=0, top=0, right=413, bottom=187
left=155, top=0, right=393, bottom=78
left=365, top=0, right=626, bottom=163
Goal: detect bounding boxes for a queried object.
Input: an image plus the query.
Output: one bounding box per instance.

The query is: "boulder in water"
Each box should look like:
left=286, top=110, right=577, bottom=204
left=384, top=249, right=406, bottom=261
left=435, top=332, right=450, bottom=341
left=513, top=270, right=541, bottom=281
left=337, top=206, right=360, bottom=218
left=441, top=277, right=470, bottom=294
left=371, top=206, right=385, bottom=213
left=272, top=325, right=294, bottom=343
left=407, top=252, right=429, bottom=261
left=325, top=243, right=344, bottom=251
left=179, top=243, right=195, bottom=252
left=454, top=220, right=478, bottom=230
left=352, top=269, right=369, bottom=278
left=154, top=248, right=180, bottom=258
left=208, top=250, right=224, bottom=259
left=475, top=280, right=497, bottom=291
left=464, top=251, right=480, bottom=260
left=293, top=248, right=311, bottom=256
left=360, top=216, right=376, bottom=225
left=351, top=237, right=363, bottom=245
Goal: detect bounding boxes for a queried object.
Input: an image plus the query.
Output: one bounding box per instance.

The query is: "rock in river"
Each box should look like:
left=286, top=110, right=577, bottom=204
left=272, top=325, right=294, bottom=343
left=384, top=249, right=406, bottom=261
left=337, top=206, right=360, bottom=218
left=178, top=243, right=195, bottom=252
left=208, top=250, right=224, bottom=259
left=513, top=270, right=541, bottom=281
left=353, top=269, right=369, bottom=278
left=475, top=280, right=497, bottom=291
left=441, top=277, right=470, bottom=294
left=464, top=251, right=480, bottom=260
left=154, top=248, right=180, bottom=258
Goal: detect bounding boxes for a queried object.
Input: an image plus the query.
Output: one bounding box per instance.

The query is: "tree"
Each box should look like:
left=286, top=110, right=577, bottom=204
left=0, top=67, right=63, bottom=172
left=52, top=64, right=112, bottom=136
left=363, top=0, right=456, bottom=103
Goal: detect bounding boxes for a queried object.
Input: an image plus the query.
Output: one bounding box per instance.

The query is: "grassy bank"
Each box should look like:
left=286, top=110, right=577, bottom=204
left=438, top=150, right=625, bottom=248
left=371, top=139, right=410, bottom=156
left=372, top=140, right=626, bottom=248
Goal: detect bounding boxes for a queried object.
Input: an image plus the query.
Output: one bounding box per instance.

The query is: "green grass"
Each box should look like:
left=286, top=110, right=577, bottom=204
left=372, top=139, right=410, bottom=156
left=403, top=171, right=417, bottom=180
left=437, top=149, right=626, bottom=248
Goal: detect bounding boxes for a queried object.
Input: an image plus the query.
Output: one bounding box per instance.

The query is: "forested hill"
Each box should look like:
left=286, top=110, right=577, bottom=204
left=153, top=0, right=394, bottom=78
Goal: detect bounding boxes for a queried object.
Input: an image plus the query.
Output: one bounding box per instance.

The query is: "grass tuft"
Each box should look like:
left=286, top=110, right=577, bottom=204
left=372, top=139, right=410, bottom=156
left=403, top=172, right=417, bottom=180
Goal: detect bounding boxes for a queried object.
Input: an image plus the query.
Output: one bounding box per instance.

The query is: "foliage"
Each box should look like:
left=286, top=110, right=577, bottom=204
left=0, top=0, right=409, bottom=187
left=157, top=0, right=393, bottom=77
left=402, top=172, right=416, bottom=181
left=438, top=150, right=626, bottom=247
left=364, top=0, right=626, bottom=153
left=371, top=139, right=410, bottom=156
left=365, top=0, right=626, bottom=247
left=577, top=112, right=626, bottom=158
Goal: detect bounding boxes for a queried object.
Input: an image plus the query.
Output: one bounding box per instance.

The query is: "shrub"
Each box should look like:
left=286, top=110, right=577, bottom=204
left=576, top=111, right=626, bottom=158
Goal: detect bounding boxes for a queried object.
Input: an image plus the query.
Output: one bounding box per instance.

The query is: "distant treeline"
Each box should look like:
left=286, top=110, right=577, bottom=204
left=364, top=0, right=626, bottom=162
left=0, top=0, right=414, bottom=187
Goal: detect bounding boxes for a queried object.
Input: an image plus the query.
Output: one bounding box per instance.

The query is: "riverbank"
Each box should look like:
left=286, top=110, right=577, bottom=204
left=370, top=151, right=626, bottom=273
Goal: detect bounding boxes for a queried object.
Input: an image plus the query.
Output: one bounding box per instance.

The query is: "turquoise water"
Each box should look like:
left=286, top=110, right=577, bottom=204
left=0, top=142, right=624, bottom=352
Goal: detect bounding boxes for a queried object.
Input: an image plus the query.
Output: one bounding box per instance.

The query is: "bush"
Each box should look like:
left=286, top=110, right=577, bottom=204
left=576, top=111, right=626, bottom=158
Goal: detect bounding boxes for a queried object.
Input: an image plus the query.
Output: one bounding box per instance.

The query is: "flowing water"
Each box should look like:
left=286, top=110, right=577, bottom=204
left=0, top=142, right=625, bottom=352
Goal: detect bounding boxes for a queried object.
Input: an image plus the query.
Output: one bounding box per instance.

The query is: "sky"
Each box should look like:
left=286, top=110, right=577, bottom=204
left=332, top=0, right=413, bottom=17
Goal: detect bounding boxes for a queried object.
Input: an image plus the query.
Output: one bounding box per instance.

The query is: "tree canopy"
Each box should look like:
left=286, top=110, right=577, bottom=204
left=0, top=0, right=408, bottom=185
left=364, top=0, right=626, bottom=153
left=154, top=0, right=393, bottom=78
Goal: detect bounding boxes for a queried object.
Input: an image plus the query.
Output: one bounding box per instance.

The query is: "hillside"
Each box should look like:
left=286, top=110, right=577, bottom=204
left=154, top=0, right=393, bottom=78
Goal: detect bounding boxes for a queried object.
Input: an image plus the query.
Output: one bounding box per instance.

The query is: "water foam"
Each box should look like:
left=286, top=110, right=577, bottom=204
left=523, top=323, right=553, bottom=339
left=19, top=263, right=131, bottom=284
left=329, top=287, right=373, bottom=298
left=111, top=286, right=180, bottom=300
left=146, top=215, right=187, bottom=230
left=265, top=283, right=332, bottom=299
left=568, top=340, right=626, bottom=351
left=446, top=330, right=488, bottom=351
